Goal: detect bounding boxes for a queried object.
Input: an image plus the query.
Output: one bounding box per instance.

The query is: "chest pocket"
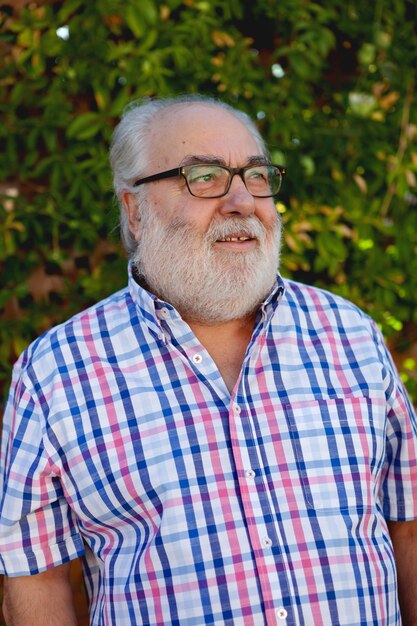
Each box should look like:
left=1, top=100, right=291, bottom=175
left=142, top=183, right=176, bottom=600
left=283, top=397, right=386, bottom=512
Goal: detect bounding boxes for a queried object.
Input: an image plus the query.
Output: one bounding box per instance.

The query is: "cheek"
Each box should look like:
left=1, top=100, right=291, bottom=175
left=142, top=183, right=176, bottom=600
left=257, top=202, right=280, bottom=229
left=164, top=195, right=219, bottom=234
left=148, top=186, right=189, bottom=223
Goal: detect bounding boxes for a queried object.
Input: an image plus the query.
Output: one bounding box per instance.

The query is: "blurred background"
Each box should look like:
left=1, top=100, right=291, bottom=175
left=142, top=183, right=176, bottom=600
left=0, top=0, right=416, bottom=621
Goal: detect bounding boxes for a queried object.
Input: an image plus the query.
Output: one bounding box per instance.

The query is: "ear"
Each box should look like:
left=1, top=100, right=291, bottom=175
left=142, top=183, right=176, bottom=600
left=122, top=191, right=141, bottom=242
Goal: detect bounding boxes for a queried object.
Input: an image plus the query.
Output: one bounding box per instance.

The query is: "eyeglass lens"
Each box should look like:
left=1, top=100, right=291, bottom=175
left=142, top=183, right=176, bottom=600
left=183, top=164, right=282, bottom=198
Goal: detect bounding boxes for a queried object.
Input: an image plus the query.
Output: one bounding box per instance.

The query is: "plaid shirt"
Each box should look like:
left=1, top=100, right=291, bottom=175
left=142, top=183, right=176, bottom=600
left=1, top=265, right=416, bottom=626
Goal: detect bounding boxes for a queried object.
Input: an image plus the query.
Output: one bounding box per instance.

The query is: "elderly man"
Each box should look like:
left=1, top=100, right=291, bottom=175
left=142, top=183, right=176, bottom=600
left=1, top=94, right=417, bottom=626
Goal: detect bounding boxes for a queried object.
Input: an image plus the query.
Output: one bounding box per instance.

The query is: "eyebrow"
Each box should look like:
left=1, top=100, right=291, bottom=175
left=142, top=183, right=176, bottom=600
left=180, top=154, right=271, bottom=167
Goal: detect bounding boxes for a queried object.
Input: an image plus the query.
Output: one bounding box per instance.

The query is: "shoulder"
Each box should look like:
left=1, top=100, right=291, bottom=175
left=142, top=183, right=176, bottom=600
left=278, top=277, right=377, bottom=336
left=13, top=286, right=133, bottom=382
left=282, top=278, right=369, bottom=317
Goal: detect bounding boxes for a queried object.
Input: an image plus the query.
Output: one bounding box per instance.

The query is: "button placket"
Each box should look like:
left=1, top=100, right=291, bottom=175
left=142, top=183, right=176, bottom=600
left=230, top=380, right=291, bottom=626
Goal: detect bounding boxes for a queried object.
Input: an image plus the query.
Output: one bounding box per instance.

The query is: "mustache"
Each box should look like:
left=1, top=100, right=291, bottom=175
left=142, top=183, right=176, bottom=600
left=144, top=211, right=279, bottom=253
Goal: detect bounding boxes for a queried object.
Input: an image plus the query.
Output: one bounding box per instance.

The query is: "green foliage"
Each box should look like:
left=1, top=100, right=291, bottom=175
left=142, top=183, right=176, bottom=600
left=0, top=0, right=416, bottom=403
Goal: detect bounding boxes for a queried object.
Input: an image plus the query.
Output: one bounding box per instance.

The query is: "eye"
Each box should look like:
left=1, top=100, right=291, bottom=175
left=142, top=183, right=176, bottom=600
left=188, top=166, right=221, bottom=183
left=195, top=172, right=216, bottom=183
left=246, top=166, right=268, bottom=182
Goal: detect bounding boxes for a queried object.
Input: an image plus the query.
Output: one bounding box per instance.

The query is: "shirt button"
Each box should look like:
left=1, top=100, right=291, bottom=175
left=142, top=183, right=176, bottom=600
left=192, top=353, right=203, bottom=364
left=245, top=469, right=256, bottom=479
left=232, top=403, right=241, bottom=415
left=262, top=536, right=272, bottom=548
left=276, top=607, right=288, bottom=620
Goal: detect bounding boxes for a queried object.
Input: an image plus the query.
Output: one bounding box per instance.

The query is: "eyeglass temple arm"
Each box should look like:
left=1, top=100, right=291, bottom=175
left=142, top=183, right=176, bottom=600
left=133, top=167, right=182, bottom=187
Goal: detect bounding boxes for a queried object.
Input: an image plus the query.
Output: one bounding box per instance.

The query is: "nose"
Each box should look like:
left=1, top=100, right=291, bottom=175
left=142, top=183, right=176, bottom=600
left=218, top=173, right=256, bottom=217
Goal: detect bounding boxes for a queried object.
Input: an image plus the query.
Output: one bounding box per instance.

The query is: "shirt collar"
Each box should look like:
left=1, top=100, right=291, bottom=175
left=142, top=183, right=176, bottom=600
left=262, top=274, right=285, bottom=309
left=127, top=261, right=286, bottom=336
left=127, top=262, right=177, bottom=341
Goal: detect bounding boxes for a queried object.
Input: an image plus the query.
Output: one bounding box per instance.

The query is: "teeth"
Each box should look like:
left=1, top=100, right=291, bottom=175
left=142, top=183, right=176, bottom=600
left=219, top=236, right=251, bottom=242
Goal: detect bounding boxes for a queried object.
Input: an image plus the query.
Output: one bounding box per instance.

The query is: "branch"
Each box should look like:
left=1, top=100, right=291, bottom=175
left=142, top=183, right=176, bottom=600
left=380, top=77, right=415, bottom=217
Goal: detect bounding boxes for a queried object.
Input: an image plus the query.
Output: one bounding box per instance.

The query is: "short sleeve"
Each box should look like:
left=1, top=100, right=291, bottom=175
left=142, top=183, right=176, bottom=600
left=0, top=356, right=85, bottom=576
left=372, top=321, right=417, bottom=520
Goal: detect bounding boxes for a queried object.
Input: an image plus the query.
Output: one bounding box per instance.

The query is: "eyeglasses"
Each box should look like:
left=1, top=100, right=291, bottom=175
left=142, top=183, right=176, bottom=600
left=132, top=162, right=287, bottom=198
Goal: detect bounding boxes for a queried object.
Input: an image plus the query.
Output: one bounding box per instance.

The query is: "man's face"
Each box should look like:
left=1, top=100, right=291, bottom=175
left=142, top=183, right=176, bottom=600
left=127, top=104, right=282, bottom=324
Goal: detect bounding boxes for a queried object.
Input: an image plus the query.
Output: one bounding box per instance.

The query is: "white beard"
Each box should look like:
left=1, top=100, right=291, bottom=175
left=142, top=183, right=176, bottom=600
left=132, top=203, right=282, bottom=325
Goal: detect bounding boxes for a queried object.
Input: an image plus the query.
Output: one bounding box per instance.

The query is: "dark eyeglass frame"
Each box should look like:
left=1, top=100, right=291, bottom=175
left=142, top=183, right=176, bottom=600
left=132, top=163, right=287, bottom=198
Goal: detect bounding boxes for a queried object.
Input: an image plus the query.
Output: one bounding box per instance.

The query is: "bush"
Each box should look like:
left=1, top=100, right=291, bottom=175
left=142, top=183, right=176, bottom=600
left=1, top=0, right=416, bottom=403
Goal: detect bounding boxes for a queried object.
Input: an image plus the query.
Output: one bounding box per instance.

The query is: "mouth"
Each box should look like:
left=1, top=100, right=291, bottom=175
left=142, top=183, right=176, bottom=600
left=216, top=235, right=253, bottom=242
left=213, top=233, right=258, bottom=252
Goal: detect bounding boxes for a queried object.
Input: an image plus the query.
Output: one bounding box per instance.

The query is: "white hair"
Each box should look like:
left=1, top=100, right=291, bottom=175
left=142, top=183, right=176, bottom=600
left=109, top=94, right=269, bottom=255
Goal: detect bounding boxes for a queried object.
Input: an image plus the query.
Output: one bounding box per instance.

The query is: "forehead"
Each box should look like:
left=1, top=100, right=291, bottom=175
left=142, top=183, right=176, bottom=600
left=146, top=103, right=263, bottom=170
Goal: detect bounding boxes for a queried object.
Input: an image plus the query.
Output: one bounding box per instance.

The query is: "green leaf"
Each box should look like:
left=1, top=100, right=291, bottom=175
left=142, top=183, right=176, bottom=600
left=57, top=0, right=85, bottom=23
left=139, top=0, right=158, bottom=24
left=66, top=113, right=102, bottom=139
left=124, top=5, right=146, bottom=38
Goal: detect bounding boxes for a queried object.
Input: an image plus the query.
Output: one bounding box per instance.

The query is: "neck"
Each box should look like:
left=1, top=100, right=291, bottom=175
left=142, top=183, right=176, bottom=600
left=186, top=313, right=256, bottom=335
left=187, top=315, right=257, bottom=394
